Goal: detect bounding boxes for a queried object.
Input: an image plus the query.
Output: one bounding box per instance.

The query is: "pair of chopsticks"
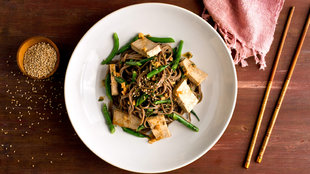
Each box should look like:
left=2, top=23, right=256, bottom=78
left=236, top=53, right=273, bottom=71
left=244, top=7, right=310, bottom=169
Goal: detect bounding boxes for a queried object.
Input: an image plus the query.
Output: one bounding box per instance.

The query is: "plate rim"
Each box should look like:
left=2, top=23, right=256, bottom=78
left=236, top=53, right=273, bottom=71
left=64, top=2, right=238, bottom=173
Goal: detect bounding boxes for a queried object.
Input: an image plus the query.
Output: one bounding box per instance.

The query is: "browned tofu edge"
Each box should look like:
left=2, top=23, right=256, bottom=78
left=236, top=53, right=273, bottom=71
left=130, top=38, right=159, bottom=57
left=180, top=58, right=208, bottom=85
left=112, top=109, right=141, bottom=130
left=147, top=115, right=171, bottom=141
left=173, top=78, right=191, bottom=113
left=109, top=64, right=119, bottom=96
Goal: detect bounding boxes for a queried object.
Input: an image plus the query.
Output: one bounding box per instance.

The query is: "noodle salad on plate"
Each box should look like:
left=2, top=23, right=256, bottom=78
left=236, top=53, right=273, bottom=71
left=100, top=33, right=208, bottom=143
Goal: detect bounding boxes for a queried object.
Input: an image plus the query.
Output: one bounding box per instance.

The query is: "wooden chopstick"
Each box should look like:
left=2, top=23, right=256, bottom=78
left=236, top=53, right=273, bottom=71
left=243, top=7, right=295, bottom=169
left=256, top=9, right=310, bottom=163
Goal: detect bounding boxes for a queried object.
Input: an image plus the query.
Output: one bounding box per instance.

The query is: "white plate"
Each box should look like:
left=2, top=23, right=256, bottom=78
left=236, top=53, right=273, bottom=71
left=65, top=3, right=237, bottom=173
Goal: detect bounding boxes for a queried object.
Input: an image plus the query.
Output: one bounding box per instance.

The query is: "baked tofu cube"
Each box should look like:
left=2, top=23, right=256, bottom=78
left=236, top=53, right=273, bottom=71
left=109, top=64, right=119, bottom=96
left=180, top=58, right=208, bottom=85
left=113, top=109, right=141, bottom=130
left=147, top=115, right=171, bottom=140
left=131, top=38, right=161, bottom=57
left=173, top=78, right=199, bottom=113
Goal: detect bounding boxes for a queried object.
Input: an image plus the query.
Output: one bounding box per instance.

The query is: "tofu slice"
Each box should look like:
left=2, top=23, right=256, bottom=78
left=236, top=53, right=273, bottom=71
left=113, top=109, right=140, bottom=130
left=109, top=64, right=119, bottom=96
left=131, top=38, right=161, bottom=57
left=180, top=58, right=208, bottom=85
left=173, top=78, right=199, bottom=113
left=147, top=115, right=171, bottom=141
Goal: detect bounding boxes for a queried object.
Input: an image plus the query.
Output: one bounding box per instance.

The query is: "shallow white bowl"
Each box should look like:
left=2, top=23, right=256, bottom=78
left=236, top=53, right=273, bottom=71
left=65, top=3, right=237, bottom=173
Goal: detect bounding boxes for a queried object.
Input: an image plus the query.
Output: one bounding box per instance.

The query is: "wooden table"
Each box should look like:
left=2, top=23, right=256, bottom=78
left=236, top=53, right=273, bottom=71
left=0, top=0, right=309, bottom=173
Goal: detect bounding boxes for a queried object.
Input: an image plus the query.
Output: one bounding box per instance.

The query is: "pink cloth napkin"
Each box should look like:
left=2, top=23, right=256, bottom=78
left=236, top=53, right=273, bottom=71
left=202, top=0, right=285, bottom=69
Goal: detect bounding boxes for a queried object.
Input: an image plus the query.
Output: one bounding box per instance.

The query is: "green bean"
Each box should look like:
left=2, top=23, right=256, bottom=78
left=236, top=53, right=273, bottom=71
left=190, top=110, right=200, bottom=121
left=147, top=64, right=170, bottom=79
left=146, top=36, right=175, bottom=43
left=171, top=40, right=184, bottom=70
left=125, top=57, right=154, bottom=66
left=146, top=109, right=153, bottom=117
left=136, top=125, right=146, bottom=132
left=114, top=76, right=127, bottom=84
left=167, top=113, right=199, bottom=132
left=138, top=56, right=154, bottom=64
left=154, top=99, right=171, bottom=105
left=101, top=33, right=119, bottom=65
left=181, top=73, right=186, bottom=79
left=173, top=47, right=177, bottom=56
left=125, top=61, right=142, bottom=66
left=122, top=127, right=149, bottom=138
left=136, top=93, right=149, bottom=106
left=105, top=73, right=113, bottom=101
left=171, top=47, right=177, bottom=60
left=102, top=103, right=115, bottom=133
left=117, top=35, right=139, bottom=54
left=132, top=71, right=137, bottom=82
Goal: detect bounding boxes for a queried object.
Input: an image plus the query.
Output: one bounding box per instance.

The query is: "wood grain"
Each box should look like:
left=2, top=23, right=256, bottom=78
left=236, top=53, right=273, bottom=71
left=0, top=0, right=309, bottom=174
left=244, top=7, right=295, bottom=169
left=257, top=9, right=310, bottom=164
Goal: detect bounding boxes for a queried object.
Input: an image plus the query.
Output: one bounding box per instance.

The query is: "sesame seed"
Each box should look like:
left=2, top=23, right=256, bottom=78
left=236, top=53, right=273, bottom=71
left=23, top=42, right=57, bottom=78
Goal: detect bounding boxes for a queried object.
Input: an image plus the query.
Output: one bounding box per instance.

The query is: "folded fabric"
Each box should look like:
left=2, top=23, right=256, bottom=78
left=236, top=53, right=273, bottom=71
left=202, top=0, right=285, bottom=69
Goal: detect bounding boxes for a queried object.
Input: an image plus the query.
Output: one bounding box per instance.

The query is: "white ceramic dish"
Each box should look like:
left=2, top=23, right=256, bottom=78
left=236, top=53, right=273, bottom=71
left=65, top=3, right=237, bottom=173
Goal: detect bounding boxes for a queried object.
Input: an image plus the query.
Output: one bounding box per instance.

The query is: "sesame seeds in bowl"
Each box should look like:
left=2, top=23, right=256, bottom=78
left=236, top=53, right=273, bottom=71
left=17, top=36, right=60, bottom=79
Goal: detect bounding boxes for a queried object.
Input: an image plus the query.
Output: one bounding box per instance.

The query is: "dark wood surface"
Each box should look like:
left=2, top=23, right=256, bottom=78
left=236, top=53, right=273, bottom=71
left=0, top=0, right=309, bottom=173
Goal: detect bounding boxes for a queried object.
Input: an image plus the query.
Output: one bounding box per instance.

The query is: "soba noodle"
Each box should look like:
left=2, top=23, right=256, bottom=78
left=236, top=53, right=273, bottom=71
left=110, top=44, right=202, bottom=129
